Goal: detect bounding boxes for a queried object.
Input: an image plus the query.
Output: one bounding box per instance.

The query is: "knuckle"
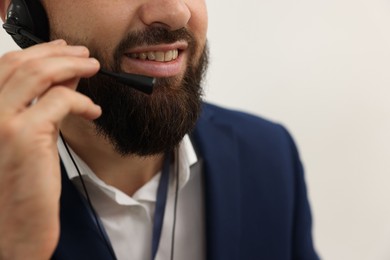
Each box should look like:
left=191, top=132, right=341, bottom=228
left=0, top=119, right=23, bottom=142
left=50, top=86, right=72, bottom=98
left=0, top=51, right=23, bottom=67
left=19, top=60, right=51, bottom=86
left=48, top=88, right=88, bottom=116
left=23, top=59, right=45, bottom=75
left=46, top=87, right=74, bottom=108
left=57, top=45, right=89, bottom=57
left=49, top=88, right=93, bottom=112
left=74, top=93, right=93, bottom=106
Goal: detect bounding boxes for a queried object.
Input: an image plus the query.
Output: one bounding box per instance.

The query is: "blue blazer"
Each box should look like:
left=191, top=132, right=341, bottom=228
left=53, top=103, right=319, bottom=260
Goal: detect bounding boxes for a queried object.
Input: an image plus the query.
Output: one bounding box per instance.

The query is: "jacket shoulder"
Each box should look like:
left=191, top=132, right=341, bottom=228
left=200, top=102, right=293, bottom=148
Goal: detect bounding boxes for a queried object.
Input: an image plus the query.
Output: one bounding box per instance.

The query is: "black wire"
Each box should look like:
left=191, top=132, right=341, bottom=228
left=60, top=131, right=179, bottom=260
left=59, top=132, right=117, bottom=260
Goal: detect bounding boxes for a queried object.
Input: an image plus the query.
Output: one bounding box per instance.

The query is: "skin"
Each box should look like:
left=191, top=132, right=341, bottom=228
left=0, top=0, right=208, bottom=259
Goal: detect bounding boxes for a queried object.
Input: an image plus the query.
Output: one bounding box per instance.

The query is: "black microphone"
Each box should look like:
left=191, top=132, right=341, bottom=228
left=99, top=69, right=154, bottom=94
left=2, top=23, right=155, bottom=95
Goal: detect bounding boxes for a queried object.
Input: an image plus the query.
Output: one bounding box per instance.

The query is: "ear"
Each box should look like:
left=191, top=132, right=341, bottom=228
left=0, top=0, right=10, bottom=22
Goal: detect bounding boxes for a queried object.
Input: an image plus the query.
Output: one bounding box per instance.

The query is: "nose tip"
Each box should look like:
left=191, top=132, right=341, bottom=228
left=139, top=0, right=191, bottom=31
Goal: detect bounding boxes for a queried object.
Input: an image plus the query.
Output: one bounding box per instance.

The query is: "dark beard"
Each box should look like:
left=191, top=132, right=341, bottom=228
left=77, top=28, right=208, bottom=156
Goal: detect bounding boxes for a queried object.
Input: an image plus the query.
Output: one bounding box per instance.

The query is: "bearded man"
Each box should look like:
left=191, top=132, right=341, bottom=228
left=0, top=0, right=319, bottom=259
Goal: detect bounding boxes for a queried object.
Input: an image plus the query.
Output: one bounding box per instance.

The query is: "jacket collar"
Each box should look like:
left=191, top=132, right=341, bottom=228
left=53, top=161, right=116, bottom=260
left=191, top=104, right=241, bottom=260
left=55, top=104, right=241, bottom=260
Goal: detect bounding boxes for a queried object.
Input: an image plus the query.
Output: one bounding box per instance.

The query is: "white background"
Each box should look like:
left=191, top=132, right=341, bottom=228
left=1, top=0, right=390, bottom=259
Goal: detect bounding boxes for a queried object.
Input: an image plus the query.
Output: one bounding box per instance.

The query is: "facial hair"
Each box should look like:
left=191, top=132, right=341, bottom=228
left=76, top=28, right=209, bottom=156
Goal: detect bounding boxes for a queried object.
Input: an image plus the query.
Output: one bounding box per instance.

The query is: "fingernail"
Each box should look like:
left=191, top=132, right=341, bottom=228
left=94, top=104, right=102, bottom=114
left=50, top=39, right=66, bottom=45
left=88, top=58, right=100, bottom=65
left=72, top=46, right=88, bottom=54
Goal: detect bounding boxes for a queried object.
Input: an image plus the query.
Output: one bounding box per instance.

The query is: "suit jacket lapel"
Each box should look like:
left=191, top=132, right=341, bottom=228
left=192, top=106, right=241, bottom=260
left=54, top=104, right=241, bottom=260
left=52, top=161, right=115, bottom=260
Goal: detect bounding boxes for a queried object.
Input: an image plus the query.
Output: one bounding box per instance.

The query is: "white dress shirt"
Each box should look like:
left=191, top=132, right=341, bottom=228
left=58, top=135, right=205, bottom=260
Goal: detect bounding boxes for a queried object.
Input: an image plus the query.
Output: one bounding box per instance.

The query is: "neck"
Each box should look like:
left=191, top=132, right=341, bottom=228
left=60, top=115, right=165, bottom=196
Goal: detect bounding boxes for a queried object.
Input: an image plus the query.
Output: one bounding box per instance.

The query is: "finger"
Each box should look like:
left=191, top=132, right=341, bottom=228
left=0, top=40, right=91, bottom=89
left=0, top=56, right=100, bottom=115
left=21, top=86, right=102, bottom=125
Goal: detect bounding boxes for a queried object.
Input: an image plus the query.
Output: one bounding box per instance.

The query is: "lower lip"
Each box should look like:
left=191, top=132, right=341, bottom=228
left=120, top=52, right=186, bottom=78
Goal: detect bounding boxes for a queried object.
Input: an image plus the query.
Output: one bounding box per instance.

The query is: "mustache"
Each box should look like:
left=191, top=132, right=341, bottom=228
left=113, top=27, right=195, bottom=64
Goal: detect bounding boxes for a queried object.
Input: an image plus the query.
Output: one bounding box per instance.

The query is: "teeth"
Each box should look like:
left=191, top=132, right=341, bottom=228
left=165, top=50, right=173, bottom=61
left=172, top=50, right=178, bottom=60
left=139, top=53, right=147, bottom=60
left=128, top=49, right=179, bottom=62
left=155, top=51, right=164, bottom=62
left=147, top=52, right=156, bottom=61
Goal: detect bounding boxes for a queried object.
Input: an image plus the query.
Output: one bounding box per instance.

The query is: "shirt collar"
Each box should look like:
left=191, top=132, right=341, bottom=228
left=57, top=134, right=198, bottom=205
left=176, top=134, right=197, bottom=189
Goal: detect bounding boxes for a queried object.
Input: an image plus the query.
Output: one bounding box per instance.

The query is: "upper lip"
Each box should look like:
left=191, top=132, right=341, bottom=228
left=124, top=41, right=188, bottom=54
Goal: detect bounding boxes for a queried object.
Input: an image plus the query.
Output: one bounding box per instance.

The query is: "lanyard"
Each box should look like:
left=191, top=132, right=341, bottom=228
left=151, top=152, right=171, bottom=260
left=60, top=132, right=174, bottom=260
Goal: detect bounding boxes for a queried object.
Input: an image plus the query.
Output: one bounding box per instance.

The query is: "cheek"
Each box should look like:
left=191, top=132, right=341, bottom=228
left=45, top=2, right=126, bottom=56
left=189, top=0, right=208, bottom=42
left=187, top=0, right=208, bottom=62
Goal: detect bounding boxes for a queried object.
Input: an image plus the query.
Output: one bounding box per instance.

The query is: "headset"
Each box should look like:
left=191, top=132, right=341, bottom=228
left=2, top=0, right=155, bottom=94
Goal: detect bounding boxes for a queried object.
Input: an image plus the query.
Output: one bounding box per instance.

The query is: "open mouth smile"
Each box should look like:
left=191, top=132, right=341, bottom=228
left=126, top=49, right=179, bottom=62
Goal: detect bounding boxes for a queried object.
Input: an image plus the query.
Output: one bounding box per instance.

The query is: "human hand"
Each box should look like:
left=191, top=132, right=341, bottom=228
left=0, top=39, right=101, bottom=260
